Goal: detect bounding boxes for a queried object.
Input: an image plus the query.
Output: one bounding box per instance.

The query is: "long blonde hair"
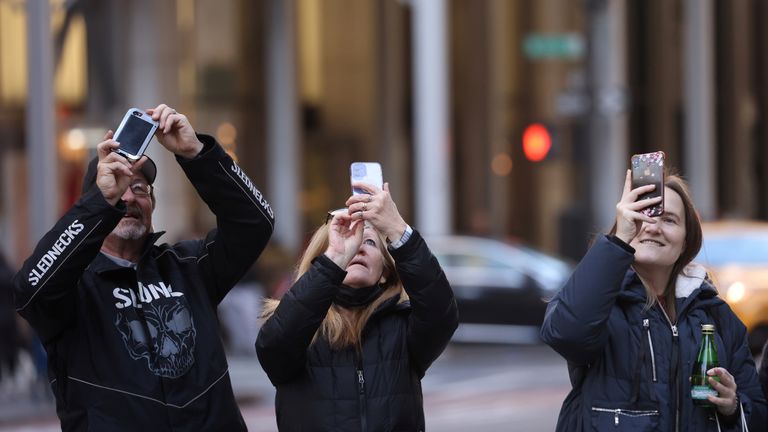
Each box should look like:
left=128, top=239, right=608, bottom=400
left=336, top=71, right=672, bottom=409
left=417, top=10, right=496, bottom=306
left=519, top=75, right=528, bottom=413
left=261, top=221, right=408, bottom=350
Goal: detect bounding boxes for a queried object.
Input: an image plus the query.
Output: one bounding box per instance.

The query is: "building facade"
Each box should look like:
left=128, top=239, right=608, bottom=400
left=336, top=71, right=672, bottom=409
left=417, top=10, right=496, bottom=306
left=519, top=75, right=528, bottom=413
left=1, top=0, right=766, bottom=266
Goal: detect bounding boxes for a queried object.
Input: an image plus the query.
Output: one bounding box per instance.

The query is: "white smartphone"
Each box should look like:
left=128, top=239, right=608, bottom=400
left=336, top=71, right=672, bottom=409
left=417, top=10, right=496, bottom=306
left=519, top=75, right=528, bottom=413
left=114, top=108, right=158, bottom=161
left=350, top=162, right=383, bottom=195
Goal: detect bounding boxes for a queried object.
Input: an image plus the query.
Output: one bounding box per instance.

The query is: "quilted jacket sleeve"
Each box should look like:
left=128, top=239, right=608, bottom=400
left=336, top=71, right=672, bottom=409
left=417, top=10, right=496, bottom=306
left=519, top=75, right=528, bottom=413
left=720, top=304, right=767, bottom=431
left=255, top=255, right=345, bottom=385
left=390, top=230, right=458, bottom=377
left=540, top=235, right=635, bottom=365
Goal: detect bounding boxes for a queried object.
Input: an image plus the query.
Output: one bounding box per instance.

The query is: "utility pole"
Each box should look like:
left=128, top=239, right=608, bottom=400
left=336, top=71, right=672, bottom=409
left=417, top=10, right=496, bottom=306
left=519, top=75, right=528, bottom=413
left=26, top=0, right=58, bottom=244
left=266, top=0, right=300, bottom=253
left=412, top=0, right=451, bottom=235
left=683, top=0, right=716, bottom=220
left=585, top=0, right=629, bottom=231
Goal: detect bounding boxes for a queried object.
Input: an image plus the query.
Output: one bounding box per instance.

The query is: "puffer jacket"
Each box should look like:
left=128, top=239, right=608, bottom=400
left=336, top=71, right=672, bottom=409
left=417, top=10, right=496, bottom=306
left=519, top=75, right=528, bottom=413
left=256, top=230, right=458, bottom=432
left=541, top=235, right=767, bottom=431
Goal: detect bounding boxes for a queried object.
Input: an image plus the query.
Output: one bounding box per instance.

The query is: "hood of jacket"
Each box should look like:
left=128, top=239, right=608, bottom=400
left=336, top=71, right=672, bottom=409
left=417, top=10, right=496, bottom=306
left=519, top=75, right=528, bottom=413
left=618, top=262, right=722, bottom=310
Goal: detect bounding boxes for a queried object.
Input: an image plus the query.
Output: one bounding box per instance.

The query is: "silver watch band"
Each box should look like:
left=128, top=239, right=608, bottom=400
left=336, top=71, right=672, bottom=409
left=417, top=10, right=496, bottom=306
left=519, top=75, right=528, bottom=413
left=388, top=224, right=413, bottom=250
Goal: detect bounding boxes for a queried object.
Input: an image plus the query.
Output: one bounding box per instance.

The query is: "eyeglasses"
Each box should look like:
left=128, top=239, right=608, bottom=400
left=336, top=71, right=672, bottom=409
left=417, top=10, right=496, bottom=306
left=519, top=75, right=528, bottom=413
left=324, top=208, right=348, bottom=224
left=129, top=181, right=153, bottom=197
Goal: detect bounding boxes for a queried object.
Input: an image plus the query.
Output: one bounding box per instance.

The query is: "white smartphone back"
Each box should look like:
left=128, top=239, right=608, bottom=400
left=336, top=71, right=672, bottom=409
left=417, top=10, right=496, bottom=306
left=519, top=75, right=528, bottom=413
left=350, top=162, right=383, bottom=195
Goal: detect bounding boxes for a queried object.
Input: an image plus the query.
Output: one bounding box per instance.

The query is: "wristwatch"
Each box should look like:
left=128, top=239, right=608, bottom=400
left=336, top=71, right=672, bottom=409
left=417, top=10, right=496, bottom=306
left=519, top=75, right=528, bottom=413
left=388, top=225, right=413, bottom=250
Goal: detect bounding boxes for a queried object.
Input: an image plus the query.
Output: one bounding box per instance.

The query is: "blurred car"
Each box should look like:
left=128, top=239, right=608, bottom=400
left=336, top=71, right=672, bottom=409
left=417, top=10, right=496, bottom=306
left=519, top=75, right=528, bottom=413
left=426, top=235, right=573, bottom=344
left=697, top=221, right=768, bottom=353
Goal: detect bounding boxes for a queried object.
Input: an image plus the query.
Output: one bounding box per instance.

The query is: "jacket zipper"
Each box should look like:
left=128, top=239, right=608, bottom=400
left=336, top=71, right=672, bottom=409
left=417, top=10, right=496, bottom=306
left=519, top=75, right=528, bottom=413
left=356, top=365, right=368, bottom=432
left=591, top=407, right=660, bottom=426
left=642, top=319, right=657, bottom=382
left=658, top=305, right=680, bottom=432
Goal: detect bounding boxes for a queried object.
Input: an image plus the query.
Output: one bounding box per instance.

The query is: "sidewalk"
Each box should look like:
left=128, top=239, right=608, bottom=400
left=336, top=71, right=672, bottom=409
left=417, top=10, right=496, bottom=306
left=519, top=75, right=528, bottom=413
left=0, top=351, right=57, bottom=429
left=228, top=353, right=276, bottom=406
left=0, top=391, right=55, bottom=425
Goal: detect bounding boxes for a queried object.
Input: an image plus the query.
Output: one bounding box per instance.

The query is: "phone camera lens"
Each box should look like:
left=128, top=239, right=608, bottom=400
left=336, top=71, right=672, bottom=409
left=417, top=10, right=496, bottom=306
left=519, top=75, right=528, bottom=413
left=132, top=111, right=141, bottom=116
left=352, top=165, right=366, bottom=177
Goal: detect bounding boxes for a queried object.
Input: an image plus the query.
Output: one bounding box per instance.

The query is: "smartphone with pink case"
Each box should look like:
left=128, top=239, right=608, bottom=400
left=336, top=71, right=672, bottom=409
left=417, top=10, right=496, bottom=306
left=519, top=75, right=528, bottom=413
left=631, top=151, right=665, bottom=217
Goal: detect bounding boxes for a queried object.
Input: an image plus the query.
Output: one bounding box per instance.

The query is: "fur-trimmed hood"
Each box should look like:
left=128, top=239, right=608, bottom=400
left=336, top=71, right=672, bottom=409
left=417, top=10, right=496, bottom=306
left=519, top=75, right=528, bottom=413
left=675, top=262, right=709, bottom=298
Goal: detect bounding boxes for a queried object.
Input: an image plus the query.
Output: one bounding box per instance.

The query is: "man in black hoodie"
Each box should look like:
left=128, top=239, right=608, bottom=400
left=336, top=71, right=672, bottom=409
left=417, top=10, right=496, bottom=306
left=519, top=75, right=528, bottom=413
left=13, top=104, right=274, bottom=431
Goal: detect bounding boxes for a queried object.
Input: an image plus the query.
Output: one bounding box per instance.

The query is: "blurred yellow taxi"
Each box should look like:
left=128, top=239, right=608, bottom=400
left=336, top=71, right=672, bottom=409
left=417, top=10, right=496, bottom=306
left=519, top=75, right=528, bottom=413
left=698, top=221, right=768, bottom=352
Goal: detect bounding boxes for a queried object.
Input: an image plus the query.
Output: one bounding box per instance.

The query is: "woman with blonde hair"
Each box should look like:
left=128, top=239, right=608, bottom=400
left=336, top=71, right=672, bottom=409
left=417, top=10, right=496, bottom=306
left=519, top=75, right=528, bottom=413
left=256, top=182, right=458, bottom=432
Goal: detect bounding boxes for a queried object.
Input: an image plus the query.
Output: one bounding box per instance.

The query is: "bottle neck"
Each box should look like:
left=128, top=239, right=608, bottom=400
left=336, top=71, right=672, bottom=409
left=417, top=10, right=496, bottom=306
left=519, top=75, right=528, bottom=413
left=698, top=331, right=718, bottom=364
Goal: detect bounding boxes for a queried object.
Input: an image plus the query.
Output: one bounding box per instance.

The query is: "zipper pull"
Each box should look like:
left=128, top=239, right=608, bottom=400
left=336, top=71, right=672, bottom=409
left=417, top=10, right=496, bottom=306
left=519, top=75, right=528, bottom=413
left=357, top=369, right=365, bottom=394
left=671, top=325, right=678, bottom=337
left=614, top=409, right=620, bottom=426
left=643, top=318, right=658, bottom=382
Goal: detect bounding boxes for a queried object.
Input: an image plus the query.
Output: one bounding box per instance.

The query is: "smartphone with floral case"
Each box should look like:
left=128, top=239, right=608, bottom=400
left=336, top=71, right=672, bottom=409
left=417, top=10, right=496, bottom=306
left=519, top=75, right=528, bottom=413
left=631, top=151, right=665, bottom=217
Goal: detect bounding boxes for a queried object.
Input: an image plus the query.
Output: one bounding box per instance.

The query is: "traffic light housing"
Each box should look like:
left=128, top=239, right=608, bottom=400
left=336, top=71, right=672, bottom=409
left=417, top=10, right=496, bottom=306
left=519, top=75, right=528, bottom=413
left=522, top=123, right=553, bottom=162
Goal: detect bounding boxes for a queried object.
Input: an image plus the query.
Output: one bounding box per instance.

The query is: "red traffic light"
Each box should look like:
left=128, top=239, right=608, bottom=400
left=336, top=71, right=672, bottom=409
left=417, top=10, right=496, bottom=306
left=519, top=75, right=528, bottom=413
left=522, top=123, right=552, bottom=162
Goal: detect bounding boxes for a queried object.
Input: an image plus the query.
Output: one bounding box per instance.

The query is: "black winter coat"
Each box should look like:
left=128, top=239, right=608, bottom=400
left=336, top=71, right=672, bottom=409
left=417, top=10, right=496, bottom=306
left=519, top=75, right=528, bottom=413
left=541, top=235, right=767, bottom=431
left=13, top=137, right=274, bottom=431
left=256, top=230, right=458, bottom=432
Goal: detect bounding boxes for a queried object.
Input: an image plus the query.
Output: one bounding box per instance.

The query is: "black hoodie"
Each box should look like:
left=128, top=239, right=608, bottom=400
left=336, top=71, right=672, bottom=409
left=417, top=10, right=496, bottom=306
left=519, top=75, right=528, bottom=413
left=13, top=135, right=274, bottom=431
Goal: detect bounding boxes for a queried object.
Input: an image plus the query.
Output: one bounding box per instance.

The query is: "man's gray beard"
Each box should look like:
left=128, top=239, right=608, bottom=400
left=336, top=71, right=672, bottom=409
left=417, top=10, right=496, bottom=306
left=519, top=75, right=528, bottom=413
left=112, top=220, right=147, bottom=240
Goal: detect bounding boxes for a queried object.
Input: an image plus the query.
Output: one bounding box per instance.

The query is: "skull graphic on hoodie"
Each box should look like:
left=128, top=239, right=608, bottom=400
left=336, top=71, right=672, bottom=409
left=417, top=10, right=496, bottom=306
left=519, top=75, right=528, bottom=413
left=115, top=299, right=196, bottom=378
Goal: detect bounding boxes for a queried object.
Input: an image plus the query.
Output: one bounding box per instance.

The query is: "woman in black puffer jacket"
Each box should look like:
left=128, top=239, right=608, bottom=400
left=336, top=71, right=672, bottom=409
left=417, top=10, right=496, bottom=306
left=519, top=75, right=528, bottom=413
left=256, top=181, right=458, bottom=432
left=542, top=170, right=767, bottom=431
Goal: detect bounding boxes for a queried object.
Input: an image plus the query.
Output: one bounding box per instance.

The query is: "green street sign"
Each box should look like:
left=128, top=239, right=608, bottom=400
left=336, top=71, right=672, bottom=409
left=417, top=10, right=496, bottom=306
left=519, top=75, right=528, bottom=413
left=523, top=33, right=585, bottom=60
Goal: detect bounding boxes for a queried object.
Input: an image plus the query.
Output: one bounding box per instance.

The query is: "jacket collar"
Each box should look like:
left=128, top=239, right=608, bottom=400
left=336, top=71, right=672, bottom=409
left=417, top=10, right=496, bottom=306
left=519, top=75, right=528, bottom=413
left=618, top=262, right=719, bottom=306
left=618, top=272, right=647, bottom=303
left=369, top=292, right=410, bottom=318
left=89, top=231, right=166, bottom=274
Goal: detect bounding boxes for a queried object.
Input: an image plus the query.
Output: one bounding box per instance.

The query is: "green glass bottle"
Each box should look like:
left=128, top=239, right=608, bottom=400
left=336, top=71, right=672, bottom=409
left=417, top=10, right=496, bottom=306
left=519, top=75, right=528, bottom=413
left=691, top=324, right=719, bottom=407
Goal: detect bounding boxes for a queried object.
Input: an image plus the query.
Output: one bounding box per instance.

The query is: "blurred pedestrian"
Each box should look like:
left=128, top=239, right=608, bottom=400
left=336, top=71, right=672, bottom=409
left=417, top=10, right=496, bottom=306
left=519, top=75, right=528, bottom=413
left=13, top=104, right=274, bottom=431
left=218, top=264, right=264, bottom=355
left=256, top=182, right=458, bottom=431
left=541, top=170, right=766, bottom=431
left=0, top=252, right=21, bottom=390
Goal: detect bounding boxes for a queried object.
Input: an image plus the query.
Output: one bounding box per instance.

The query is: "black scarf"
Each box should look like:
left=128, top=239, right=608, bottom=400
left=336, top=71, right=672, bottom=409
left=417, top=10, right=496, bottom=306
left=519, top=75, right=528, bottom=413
left=334, top=283, right=385, bottom=308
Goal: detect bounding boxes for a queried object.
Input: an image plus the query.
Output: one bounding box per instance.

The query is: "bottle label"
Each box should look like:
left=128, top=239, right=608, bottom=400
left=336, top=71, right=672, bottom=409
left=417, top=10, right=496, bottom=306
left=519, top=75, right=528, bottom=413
left=691, top=386, right=718, bottom=400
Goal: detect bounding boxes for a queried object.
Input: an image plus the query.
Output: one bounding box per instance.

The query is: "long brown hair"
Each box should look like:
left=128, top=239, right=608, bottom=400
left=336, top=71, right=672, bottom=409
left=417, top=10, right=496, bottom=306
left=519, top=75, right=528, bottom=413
left=609, top=173, right=703, bottom=319
left=260, top=221, right=408, bottom=350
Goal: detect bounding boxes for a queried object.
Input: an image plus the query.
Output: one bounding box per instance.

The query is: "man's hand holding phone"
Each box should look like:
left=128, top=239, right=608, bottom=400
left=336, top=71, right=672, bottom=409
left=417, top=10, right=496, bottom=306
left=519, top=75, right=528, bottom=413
left=96, top=131, right=149, bottom=206
left=147, top=104, right=203, bottom=159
